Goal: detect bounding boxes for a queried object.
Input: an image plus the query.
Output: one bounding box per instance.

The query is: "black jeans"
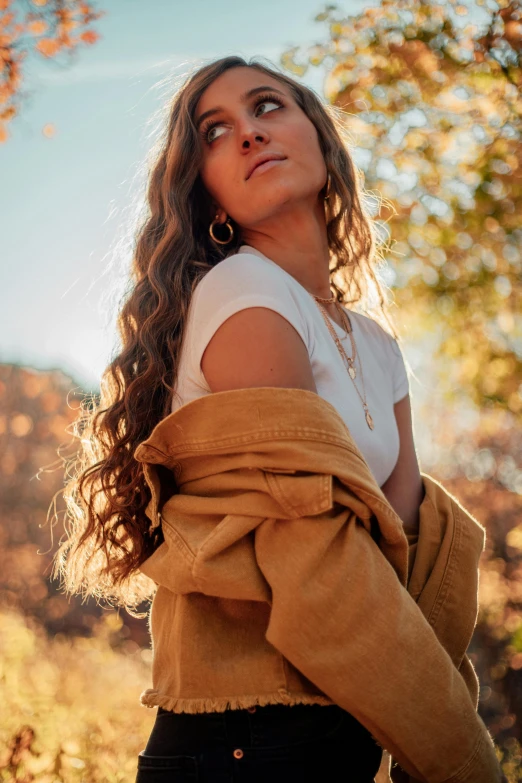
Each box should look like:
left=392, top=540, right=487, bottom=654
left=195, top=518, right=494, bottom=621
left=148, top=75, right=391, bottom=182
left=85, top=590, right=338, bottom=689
left=136, top=702, right=383, bottom=782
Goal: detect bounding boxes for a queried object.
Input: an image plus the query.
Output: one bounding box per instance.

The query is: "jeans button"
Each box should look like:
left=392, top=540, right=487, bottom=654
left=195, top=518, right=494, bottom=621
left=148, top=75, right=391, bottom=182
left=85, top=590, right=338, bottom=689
left=233, top=749, right=244, bottom=759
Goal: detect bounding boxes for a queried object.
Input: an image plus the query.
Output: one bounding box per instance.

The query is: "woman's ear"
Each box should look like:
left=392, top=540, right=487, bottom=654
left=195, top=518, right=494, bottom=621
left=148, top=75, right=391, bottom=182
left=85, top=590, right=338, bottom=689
left=211, top=206, right=226, bottom=223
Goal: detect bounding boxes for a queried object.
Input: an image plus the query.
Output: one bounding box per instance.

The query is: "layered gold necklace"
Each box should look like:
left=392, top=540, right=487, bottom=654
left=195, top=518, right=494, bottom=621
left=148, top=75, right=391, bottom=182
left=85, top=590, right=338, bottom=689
left=311, top=292, right=374, bottom=431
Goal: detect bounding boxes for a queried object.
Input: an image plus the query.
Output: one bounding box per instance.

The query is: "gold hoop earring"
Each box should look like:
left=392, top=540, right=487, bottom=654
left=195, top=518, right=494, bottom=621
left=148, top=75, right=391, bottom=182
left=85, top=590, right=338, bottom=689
left=209, top=215, right=234, bottom=245
left=324, top=173, right=332, bottom=202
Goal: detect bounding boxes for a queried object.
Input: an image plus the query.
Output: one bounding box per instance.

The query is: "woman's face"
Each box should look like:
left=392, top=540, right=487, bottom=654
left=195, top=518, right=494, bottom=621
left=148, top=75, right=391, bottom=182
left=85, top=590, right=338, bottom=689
left=194, top=67, right=327, bottom=230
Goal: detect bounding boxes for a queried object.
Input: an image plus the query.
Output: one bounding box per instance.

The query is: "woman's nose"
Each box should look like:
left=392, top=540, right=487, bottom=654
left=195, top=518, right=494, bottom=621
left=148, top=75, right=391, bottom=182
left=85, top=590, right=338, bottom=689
left=238, top=122, right=269, bottom=147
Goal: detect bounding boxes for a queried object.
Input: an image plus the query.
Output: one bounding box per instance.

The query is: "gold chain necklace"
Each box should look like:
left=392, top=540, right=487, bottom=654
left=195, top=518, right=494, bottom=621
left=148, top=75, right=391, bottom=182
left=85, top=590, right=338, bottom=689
left=311, top=292, right=375, bottom=431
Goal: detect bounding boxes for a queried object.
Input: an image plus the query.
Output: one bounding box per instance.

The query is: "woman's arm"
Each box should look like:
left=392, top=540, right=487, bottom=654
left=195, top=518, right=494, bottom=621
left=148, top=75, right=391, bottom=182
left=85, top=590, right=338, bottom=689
left=200, top=306, right=317, bottom=393
left=380, top=394, right=425, bottom=534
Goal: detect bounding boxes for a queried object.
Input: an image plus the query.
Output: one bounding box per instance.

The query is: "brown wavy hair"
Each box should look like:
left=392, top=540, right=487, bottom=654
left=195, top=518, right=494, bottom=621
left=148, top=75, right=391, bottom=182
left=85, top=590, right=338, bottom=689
left=51, top=54, right=401, bottom=616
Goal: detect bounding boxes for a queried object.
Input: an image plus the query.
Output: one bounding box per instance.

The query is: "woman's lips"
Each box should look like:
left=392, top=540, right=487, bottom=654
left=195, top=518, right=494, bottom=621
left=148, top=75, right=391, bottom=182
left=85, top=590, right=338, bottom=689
left=249, top=159, right=285, bottom=178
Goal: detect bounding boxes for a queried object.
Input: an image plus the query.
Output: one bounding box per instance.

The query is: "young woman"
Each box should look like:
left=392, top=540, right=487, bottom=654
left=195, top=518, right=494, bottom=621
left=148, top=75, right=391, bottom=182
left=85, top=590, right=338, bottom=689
left=55, top=55, right=443, bottom=782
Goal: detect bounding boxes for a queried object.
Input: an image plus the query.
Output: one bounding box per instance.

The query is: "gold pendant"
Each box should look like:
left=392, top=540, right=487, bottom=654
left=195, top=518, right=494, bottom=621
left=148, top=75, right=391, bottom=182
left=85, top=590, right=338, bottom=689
left=348, top=365, right=356, bottom=379
left=365, top=411, right=374, bottom=430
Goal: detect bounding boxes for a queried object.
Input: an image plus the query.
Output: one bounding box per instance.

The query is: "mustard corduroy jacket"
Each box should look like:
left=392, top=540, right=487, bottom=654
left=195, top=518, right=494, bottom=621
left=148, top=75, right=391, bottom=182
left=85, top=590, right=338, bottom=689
left=133, top=386, right=502, bottom=783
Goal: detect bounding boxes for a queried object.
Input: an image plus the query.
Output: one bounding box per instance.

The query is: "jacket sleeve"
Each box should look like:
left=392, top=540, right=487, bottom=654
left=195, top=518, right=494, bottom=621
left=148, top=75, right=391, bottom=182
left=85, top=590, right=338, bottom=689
left=403, top=474, right=484, bottom=712
left=254, top=480, right=502, bottom=783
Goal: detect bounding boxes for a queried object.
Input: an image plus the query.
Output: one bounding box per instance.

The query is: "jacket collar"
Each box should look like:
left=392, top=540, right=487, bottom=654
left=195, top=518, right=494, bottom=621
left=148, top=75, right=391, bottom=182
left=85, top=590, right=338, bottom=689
left=136, top=387, right=369, bottom=464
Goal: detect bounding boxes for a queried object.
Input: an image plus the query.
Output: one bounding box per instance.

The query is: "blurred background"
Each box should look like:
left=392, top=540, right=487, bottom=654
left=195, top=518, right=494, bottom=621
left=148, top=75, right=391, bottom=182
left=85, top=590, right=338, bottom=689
left=0, top=0, right=521, bottom=779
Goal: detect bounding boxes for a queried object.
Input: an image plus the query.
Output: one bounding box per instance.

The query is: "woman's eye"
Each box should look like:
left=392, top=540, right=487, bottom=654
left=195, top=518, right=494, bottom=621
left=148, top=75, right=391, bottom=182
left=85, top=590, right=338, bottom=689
left=205, top=123, right=224, bottom=143
left=202, top=97, right=282, bottom=144
left=256, top=99, right=281, bottom=117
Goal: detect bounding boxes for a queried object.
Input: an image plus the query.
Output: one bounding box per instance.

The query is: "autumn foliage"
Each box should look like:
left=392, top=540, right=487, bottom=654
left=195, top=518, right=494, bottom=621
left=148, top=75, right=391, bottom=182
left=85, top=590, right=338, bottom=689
left=0, top=0, right=105, bottom=142
left=282, top=0, right=522, bottom=422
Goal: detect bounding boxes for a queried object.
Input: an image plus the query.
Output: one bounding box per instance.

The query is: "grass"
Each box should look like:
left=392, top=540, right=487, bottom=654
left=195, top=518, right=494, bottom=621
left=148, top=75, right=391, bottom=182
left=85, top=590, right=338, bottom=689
left=0, top=608, right=154, bottom=782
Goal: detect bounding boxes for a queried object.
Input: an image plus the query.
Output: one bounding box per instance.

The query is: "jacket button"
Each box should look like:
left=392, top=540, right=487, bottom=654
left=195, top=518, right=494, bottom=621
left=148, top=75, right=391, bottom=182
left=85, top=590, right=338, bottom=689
left=233, top=749, right=244, bottom=759
left=247, top=706, right=256, bottom=713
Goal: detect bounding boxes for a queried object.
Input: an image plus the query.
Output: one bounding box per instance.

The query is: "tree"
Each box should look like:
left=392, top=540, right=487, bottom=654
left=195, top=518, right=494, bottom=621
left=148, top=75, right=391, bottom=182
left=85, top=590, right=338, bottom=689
left=281, top=0, right=522, bottom=419
left=0, top=0, right=105, bottom=142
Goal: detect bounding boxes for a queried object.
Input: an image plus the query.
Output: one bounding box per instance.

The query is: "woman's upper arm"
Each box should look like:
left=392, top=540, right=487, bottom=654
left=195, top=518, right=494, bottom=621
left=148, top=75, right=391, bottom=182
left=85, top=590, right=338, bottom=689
left=380, top=394, right=424, bottom=530
left=200, top=306, right=318, bottom=394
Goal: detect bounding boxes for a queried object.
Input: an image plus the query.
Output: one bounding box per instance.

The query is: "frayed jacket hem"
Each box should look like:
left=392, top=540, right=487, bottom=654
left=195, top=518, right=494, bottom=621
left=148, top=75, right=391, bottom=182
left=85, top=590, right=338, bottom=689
left=139, top=688, right=335, bottom=713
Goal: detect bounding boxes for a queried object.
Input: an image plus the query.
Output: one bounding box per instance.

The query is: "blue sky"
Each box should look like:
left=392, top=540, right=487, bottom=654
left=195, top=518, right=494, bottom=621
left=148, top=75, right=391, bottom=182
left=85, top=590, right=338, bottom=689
left=1, top=0, right=371, bottom=390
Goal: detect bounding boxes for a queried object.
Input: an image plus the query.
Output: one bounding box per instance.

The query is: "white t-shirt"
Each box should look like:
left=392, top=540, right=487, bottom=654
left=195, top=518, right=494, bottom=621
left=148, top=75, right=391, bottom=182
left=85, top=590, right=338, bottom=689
left=171, top=244, right=410, bottom=487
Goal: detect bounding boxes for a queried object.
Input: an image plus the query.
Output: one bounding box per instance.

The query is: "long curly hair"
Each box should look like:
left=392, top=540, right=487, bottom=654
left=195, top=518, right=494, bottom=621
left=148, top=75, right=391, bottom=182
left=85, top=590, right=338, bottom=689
left=51, top=54, right=401, bottom=615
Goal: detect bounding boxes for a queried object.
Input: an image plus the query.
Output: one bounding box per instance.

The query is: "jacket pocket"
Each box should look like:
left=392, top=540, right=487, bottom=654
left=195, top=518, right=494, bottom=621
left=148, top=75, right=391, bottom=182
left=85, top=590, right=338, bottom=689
left=138, top=523, right=199, bottom=594
left=263, top=469, right=333, bottom=518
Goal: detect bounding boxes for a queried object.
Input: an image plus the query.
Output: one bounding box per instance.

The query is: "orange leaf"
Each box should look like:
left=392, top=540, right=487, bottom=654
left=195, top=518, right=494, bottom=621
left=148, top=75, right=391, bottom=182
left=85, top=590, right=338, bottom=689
left=0, top=124, right=8, bottom=143
left=504, top=21, right=522, bottom=49
left=27, top=20, right=48, bottom=36
left=61, top=20, right=78, bottom=33
left=80, top=29, right=99, bottom=45
left=35, top=38, right=60, bottom=57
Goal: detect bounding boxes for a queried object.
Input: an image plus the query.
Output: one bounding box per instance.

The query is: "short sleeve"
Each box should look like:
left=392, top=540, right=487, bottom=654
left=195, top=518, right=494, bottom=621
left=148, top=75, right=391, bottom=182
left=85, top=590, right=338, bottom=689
left=187, top=254, right=311, bottom=389
left=389, top=338, right=410, bottom=403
